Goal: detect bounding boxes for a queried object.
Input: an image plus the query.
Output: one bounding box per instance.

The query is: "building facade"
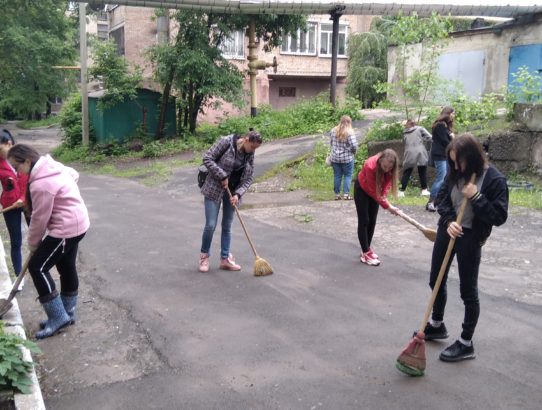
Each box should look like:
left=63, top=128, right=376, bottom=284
left=106, top=6, right=373, bottom=122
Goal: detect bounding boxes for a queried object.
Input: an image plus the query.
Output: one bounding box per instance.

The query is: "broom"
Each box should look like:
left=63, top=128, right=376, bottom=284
left=396, top=174, right=476, bottom=376
left=397, top=210, right=437, bottom=242
left=226, top=187, right=273, bottom=276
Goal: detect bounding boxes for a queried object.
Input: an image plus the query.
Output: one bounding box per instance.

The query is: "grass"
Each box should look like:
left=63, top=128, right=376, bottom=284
left=269, top=145, right=542, bottom=210
left=17, top=117, right=60, bottom=129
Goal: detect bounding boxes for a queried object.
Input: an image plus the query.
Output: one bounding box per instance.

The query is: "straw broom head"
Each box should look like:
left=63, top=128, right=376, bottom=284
left=254, top=256, right=273, bottom=276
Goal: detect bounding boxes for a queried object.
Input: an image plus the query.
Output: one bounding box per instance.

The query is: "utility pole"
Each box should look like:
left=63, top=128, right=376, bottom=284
left=329, top=5, right=345, bottom=108
left=80, top=2, right=89, bottom=145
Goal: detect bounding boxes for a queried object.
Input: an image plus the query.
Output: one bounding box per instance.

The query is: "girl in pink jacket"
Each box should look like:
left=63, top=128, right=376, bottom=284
left=8, top=144, right=90, bottom=339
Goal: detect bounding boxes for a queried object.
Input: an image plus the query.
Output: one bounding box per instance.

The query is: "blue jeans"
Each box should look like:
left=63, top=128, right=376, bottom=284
left=332, top=160, right=354, bottom=195
left=3, top=209, right=23, bottom=275
left=430, top=160, right=448, bottom=199
left=201, top=193, right=235, bottom=259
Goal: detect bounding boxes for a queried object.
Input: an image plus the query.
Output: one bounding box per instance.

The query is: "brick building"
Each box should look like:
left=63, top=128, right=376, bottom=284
left=106, top=6, right=373, bottom=122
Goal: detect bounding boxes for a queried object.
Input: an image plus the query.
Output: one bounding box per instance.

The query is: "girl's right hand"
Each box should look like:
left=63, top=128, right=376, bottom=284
left=14, top=199, right=24, bottom=208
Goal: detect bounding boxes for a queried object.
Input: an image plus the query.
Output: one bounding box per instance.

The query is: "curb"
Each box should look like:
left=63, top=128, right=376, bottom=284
left=0, top=239, right=45, bottom=409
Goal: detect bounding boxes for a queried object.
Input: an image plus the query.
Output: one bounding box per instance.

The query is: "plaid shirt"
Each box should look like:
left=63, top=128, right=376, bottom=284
left=329, top=128, right=358, bottom=163
left=201, top=135, right=255, bottom=203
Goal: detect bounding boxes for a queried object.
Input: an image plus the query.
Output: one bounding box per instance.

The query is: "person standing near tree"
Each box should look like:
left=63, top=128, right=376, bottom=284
left=423, top=134, right=508, bottom=362
left=0, top=130, right=28, bottom=291
left=8, top=144, right=90, bottom=339
left=427, top=106, right=455, bottom=212
left=329, top=115, right=358, bottom=200
left=398, top=119, right=432, bottom=198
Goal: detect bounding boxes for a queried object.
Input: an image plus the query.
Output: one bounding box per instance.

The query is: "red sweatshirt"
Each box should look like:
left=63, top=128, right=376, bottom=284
left=0, top=157, right=28, bottom=209
left=358, top=154, right=392, bottom=209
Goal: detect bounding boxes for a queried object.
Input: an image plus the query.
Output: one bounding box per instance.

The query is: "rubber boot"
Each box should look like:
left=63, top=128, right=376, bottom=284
left=39, top=293, right=77, bottom=329
left=35, top=295, right=71, bottom=339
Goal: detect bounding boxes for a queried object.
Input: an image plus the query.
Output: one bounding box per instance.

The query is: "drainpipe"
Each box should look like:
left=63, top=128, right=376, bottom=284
left=247, top=17, right=278, bottom=117
left=80, top=2, right=89, bottom=145
left=329, top=5, right=344, bottom=108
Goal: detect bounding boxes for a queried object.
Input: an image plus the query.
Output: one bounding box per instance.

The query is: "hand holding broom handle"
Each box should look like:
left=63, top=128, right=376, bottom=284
left=417, top=173, right=476, bottom=334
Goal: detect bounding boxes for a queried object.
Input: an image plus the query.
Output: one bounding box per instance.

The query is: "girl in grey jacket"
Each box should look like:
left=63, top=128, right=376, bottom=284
left=398, top=119, right=432, bottom=197
left=199, top=130, right=262, bottom=272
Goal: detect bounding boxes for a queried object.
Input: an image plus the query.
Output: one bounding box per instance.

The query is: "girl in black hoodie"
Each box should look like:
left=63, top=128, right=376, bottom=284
left=423, top=133, right=509, bottom=363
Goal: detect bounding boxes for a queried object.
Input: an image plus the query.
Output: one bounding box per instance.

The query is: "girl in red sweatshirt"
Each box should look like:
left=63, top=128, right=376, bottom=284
left=0, top=130, right=28, bottom=289
left=354, top=149, right=400, bottom=266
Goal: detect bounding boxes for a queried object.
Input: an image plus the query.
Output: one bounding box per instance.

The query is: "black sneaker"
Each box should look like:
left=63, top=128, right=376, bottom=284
left=439, top=340, right=476, bottom=362
left=423, top=322, right=449, bottom=340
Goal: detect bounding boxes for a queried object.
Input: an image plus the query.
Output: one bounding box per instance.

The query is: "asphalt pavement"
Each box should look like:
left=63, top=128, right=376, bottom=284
left=4, top=122, right=542, bottom=409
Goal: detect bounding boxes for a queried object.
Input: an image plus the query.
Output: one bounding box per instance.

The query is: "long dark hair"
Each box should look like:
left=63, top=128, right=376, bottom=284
left=1, top=129, right=15, bottom=145
left=432, top=106, right=455, bottom=132
left=446, top=133, right=487, bottom=185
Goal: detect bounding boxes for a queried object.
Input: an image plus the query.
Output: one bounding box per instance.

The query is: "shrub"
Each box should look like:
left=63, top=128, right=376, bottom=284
left=58, top=93, right=95, bottom=147
left=0, top=323, right=41, bottom=394
left=365, top=119, right=403, bottom=142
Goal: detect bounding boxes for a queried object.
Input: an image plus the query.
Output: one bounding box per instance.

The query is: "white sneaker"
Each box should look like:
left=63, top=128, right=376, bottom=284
left=17, top=277, right=24, bottom=292
left=421, top=189, right=431, bottom=196
left=397, top=191, right=405, bottom=198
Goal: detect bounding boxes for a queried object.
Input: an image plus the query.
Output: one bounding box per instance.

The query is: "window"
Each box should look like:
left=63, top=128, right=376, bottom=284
left=280, top=22, right=317, bottom=55
left=110, top=26, right=124, bottom=55
left=319, top=23, right=348, bottom=57
left=221, top=30, right=245, bottom=59
left=279, top=87, right=296, bottom=97
left=97, top=23, right=108, bottom=41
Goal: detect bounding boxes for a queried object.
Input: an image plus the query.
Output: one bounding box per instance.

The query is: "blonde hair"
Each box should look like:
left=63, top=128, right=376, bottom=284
left=335, top=115, right=353, bottom=142
left=376, top=149, right=399, bottom=198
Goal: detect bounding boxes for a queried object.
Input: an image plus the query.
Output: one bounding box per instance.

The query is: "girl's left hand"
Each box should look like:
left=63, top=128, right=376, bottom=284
left=230, top=194, right=239, bottom=207
left=14, top=199, right=24, bottom=208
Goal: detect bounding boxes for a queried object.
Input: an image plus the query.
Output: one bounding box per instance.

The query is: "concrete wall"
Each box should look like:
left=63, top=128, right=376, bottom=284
left=387, top=15, right=542, bottom=96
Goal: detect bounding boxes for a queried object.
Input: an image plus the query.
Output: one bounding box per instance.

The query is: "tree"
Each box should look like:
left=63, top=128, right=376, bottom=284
left=376, top=12, right=452, bottom=121
left=346, top=31, right=387, bottom=108
left=89, top=39, right=142, bottom=110
left=0, top=0, right=77, bottom=119
left=148, top=11, right=306, bottom=136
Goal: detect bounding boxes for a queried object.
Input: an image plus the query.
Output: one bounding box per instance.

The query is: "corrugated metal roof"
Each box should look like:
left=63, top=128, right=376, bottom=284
left=87, top=1, right=542, bottom=18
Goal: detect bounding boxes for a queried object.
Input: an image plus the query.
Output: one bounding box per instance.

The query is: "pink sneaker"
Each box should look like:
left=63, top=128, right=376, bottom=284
left=367, top=248, right=379, bottom=260
left=360, top=252, right=380, bottom=266
left=199, top=253, right=210, bottom=272
left=220, top=254, right=241, bottom=271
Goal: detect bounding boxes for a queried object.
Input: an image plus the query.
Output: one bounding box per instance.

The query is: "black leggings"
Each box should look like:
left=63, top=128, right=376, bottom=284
left=429, top=226, right=481, bottom=340
left=28, top=233, right=86, bottom=303
left=354, top=179, right=379, bottom=253
left=400, top=166, right=428, bottom=191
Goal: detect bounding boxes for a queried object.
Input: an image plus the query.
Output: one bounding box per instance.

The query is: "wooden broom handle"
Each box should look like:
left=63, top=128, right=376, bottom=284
left=397, top=210, right=428, bottom=231
left=226, top=187, right=259, bottom=258
left=419, top=173, right=477, bottom=333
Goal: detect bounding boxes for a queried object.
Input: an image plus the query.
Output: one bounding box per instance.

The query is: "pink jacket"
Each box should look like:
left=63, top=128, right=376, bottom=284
left=28, top=155, right=90, bottom=247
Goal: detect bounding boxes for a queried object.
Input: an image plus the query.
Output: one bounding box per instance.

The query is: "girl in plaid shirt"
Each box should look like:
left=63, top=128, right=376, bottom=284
left=329, top=115, right=358, bottom=200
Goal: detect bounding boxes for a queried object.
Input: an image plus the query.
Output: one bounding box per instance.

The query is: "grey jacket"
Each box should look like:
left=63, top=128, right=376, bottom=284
left=201, top=134, right=255, bottom=203
left=402, top=126, right=432, bottom=168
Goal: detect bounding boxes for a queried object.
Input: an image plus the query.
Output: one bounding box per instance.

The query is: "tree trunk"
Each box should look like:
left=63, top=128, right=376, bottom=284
left=155, top=68, right=175, bottom=138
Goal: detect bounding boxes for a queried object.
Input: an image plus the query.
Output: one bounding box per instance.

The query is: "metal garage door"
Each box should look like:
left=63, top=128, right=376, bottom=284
left=438, top=50, right=486, bottom=98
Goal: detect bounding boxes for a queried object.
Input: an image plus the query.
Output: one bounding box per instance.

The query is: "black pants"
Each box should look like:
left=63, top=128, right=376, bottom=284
left=429, top=226, right=481, bottom=340
left=400, top=166, right=428, bottom=191
left=354, top=179, right=379, bottom=253
left=29, top=233, right=86, bottom=303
